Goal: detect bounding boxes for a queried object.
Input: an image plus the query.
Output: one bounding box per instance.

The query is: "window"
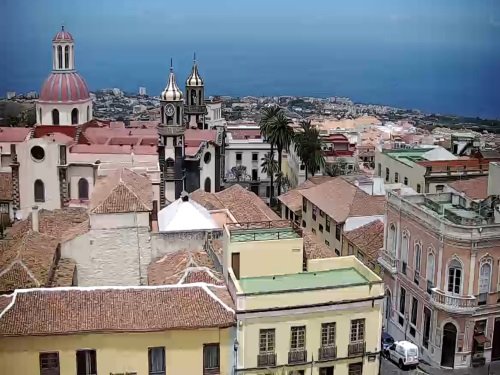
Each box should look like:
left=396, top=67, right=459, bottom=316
left=285, top=207, right=290, bottom=220
left=34, top=179, right=45, bottom=202
left=426, top=252, right=435, bottom=294
left=416, top=184, right=421, bottom=193
left=325, top=240, right=330, bottom=246
left=203, top=344, right=220, bottom=374
left=40, top=352, right=60, bottom=375
left=335, top=224, right=341, bottom=240
left=377, top=163, right=381, bottom=177
left=52, top=109, right=60, bottom=125
left=478, top=262, right=492, bottom=305
left=395, top=172, right=399, bottom=183
left=290, top=326, right=306, bottom=349
left=447, top=259, right=462, bottom=294
left=436, top=184, right=445, bottom=193
left=414, top=243, right=421, bottom=285
left=409, top=297, right=418, bottom=337
left=312, top=228, right=316, bottom=235
left=266, top=186, right=271, bottom=198
left=388, top=224, right=396, bottom=255
left=31, top=146, right=45, bottom=161
left=321, top=323, right=336, bottom=347
left=356, top=252, right=365, bottom=262
left=385, top=168, right=390, bottom=182
left=319, top=210, right=325, bottom=217
left=303, top=198, right=307, bottom=212
left=404, top=177, right=408, bottom=185
left=302, top=220, right=306, bottom=228
left=76, top=350, right=96, bottom=375
left=350, top=319, right=365, bottom=342
left=423, top=307, right=431, bottom=349
left=78, top=178, right=89, bottom=200
left=325, top=216, right=330, bottom=232
left=335, top=249, right=340, bottom=256
left=204, top=177, right=211, bottom=193
left=252, top=153, right=258, bottom=161
left=39, top=108, right=42, bottom=123
left=319, top=224, right=324, bottom=232
left=236, top=152, right=242, bottom=162
left=87, top=106, right=90, bottom=121
left=401, top=232, right=409, bottom=275
left=148, top=347, right=165, bottom=375
left=320, top=367, right=334, bottom=375
left=398, top=287, right=406, bottom=326
left=348, top=363, right=363, bottom=375
left=64, top=46, right=69, bottom=69
left=348, top=244, right=354, bottom=255
left=57, top=45, right=62, bottom=69
left=204, top=152, right=211, bottom=164
left=259, top=329, right=275, bottom=353
left=166, top=158, right=174, bottom=169
left=312, top=205, right=317, bottom=221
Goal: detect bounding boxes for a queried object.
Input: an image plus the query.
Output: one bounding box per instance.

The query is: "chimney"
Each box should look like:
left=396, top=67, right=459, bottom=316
left=32, top=205, right=39, bottom=232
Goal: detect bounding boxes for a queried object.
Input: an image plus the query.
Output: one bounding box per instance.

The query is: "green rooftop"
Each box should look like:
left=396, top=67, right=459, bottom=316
left=230, top=228, right=300, bottom=242
left=384, top=149, right=429, bottom=167
left=238, top=267, right=369, bottom=294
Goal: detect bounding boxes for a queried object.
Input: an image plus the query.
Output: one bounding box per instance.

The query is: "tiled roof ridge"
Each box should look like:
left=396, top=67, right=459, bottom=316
left=177, top=267, right=223, bottom=285
left=0, top=282, right=234, bottom=319
left=346, top=219, right=383, bottom=240
left=119, top=168, right=151, bottom=211
left=0, top=260, right=40, bottom=287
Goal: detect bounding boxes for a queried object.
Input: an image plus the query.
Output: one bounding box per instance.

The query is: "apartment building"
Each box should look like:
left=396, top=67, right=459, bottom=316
left=299, top=178, right=385, bottom=255
left=220, top=220, right=384, bottom=375
left=374, top=146, right=491, bottom=194
left=379, top=168, right=500, bottom=369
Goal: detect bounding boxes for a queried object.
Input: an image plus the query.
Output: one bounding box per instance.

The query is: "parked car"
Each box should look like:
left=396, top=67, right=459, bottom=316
left=381, top=331, right=395, bottom=354
left=386, top=341, right=419, bottom=369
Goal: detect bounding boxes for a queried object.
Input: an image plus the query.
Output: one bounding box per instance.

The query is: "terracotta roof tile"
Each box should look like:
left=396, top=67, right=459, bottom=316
left=0, top=127, right=30, bottom=143
left=344, top=220, right=384, bottom=262
left=50, top=259, right=76, bottom=287
left=0, top=286, right=235, bottom=336
left=190, top=190, right=224, bottom=210
left=278, top=178, right=333, bottom=212
left=302, top=230, right=337, bottom=260
left=148, top=249, right=223, bottom=286
left=300, top=177, right=385, bottom=223
left=447, top=176, right=489, bottom=200
left=90, top=168, right=153, bottom=214
left=0, top=173, right=12, bottom=201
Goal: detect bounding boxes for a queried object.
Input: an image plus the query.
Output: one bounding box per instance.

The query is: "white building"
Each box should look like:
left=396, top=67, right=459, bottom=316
left=138, top=87, right=147, bottom=96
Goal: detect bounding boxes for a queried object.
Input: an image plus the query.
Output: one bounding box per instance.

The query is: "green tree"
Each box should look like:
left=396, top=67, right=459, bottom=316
left=260, top=152, right=279, bottom=205
left=259, top=106, right=281, bottom=203
left=294, top=120, right=325, bottom=179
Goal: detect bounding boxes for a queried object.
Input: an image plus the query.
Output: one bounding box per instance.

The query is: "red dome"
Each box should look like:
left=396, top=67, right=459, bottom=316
left=39, top=72, right=90, bottom=103
left=53, top=28, right=73, bottom=42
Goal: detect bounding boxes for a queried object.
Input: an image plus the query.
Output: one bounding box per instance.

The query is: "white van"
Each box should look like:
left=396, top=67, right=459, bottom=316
left=387, top=341, right=419, bottom=369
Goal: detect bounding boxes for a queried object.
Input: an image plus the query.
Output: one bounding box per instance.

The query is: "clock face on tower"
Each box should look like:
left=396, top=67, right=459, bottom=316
left=165, top=104, right=175, bottom=117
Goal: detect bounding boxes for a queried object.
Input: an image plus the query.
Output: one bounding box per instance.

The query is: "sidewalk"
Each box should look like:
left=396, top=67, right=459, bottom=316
left=418, top=361, right=500, bottom=375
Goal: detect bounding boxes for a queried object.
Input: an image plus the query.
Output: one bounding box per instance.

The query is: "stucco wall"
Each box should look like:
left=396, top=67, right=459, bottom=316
left=37, top=100, right=93, bottom=125
left=0, top=328, right=233, bottom=375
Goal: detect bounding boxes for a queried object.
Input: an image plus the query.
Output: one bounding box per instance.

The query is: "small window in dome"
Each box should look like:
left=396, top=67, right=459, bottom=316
left=31, top=146, right=45, bottom=161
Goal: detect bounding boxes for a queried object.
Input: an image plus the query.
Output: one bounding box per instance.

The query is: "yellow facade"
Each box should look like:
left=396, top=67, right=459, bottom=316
left=0, top=328, right=234, bottom=375
left=302, top=198, right=342, bottom=255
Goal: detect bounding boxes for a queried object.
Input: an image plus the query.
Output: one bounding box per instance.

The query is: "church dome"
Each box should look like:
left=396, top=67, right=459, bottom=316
left=39, top=72, right=90, bottom=103
left=161, top=66, right=183, bottom=101
left=53, top=26, right=74, bottom=42
left=186, top=62, right=204, bottom=87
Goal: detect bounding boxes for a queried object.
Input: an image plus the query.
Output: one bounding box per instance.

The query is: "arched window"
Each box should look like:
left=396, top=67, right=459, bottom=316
left=52, top=109, right=60, bottom=125
left=191, top=90, right=197, bottom=106
left=204, top=177, right=211, bottom=193
left=426, top=251, right=435, bottom=292
left=478, top=262, right=491, bottom=305
left=71, top=108, right=79, bottom=125
left=34, top=180, right=45, bottom=202
left=388, top=224, right=396, bottom=255
left=401, top=231, right=409, bottom=274
left=87, top=106, right=90, bottom=121
left=57, top=46, right=63, bottom=69
left=160, top=106, right=164, bottom=122
left=64, top=46, right=69, bottom=69
left=198, top=90, right=202, bottom=105
left=447, top=259, right=462, bottom=295
left=414, top=243, right=422, bottom=284
left=39, top=108, right=42, bottom=123
left=166, top=158, right=174, bottom=168
left=176, top=106, right=180, bottom=125
left=78, top=178, right=89, bottom=200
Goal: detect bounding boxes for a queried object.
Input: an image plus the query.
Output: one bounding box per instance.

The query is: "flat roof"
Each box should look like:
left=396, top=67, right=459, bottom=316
left=238, top=267, right=369, bottom=294
left=230, top=228, right=300, bottom=242
left=383, top=149, right=429, bottom=167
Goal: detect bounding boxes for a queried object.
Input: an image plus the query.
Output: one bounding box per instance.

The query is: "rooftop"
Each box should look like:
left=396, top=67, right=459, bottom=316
left=238, top=267, right=368, bottom=294
left=447, top=176, right=489, bottom=200
left=226, top=220, right=302, bottom=242
left=158, top=196, right=218, bottom=232
left=344, top=220, right=384, bottom=264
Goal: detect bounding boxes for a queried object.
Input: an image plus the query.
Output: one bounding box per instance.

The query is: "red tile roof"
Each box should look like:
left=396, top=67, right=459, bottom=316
left=185, top=129, right=218, bottom=144
left=278, top=177, right=333, bottom=212
left=0, top=127, right=30, bottom=143
left=447, top=176, right=489, bottom=200
left=302, top=230, right=336, bottom=259
left=0, top=286, right=235, bottom=336
left=344, top=220, right=384, bottom=263
left=0, top=172, right=12, bottom=201
left=90, top=168, right=153, bottom=214
left=70, top=144, right=157, bottom=155
left=33, top=125, right=78, bottom=140
left=228, top=129, right=262, bottom=140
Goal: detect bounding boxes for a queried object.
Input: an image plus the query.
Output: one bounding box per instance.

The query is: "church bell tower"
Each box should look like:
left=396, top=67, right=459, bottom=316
left=158, top=60, right=185, bottom=206
left=185, top=53, right=207, bottom=129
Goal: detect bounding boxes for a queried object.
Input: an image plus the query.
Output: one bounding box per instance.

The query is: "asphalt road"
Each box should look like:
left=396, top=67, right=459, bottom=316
left=381, top=356, right=427, bottom=375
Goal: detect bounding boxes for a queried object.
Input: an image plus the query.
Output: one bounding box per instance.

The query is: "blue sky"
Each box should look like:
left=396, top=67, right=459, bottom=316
left=1, top=0, right=500, bottom=117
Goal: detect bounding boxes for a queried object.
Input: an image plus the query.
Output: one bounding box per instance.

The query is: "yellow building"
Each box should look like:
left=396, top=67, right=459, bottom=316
left=0, top=285, right=236, bottom=375
left=218, top=220, right=384, bottom=375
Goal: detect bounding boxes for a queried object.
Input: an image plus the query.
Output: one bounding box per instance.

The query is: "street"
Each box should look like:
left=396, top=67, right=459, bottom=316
left=381, top=356, right=426, bottom=375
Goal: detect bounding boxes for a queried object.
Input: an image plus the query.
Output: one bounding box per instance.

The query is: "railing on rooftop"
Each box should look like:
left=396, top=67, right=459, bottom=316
left=227, top=220, right=303, bottom=242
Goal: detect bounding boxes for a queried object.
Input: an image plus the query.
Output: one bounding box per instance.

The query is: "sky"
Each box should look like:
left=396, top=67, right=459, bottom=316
left=1, top=0, right=500, bottom=117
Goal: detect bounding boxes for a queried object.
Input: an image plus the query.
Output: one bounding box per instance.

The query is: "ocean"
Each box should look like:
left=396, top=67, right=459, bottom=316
left=1, top=39, right=499, bottom=119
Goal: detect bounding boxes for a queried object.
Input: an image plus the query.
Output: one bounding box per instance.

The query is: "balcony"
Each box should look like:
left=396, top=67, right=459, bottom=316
left=318, top=345, right=337, bottom=361
left=227, top=220, right=302, bottom=242
left=257, top=352, right=277, bottom=367
left=184, top=105, right=207, bottom=114
left=430, top=288, right=478, bottom=314
left=288, top=349, right=307, bottom=364
left=378, top=250, right=398, bottom=274
left=348, top=342, right=366, bottom=357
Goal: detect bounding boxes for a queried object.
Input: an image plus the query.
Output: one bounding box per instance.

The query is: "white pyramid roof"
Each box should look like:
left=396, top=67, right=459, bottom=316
left=158, top=196, right=218, bottom=232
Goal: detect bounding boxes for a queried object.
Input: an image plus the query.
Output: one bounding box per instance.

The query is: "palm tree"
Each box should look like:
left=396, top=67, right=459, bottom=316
left=266, top=111, right=294, bottom=196
left=259, top=106, right=281, bottom=204
left=260, top=152, right=279, bottom=205
left=294, top=120, right=325, bottom=179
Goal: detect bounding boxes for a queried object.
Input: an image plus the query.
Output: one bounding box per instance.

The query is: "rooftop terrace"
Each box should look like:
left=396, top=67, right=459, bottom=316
left=238, top=267, right=369, bottom=294
left=226, top=220, right=302, bottom=242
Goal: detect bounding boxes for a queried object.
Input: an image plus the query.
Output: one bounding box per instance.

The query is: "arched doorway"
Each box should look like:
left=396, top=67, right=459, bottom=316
left=78, top=178, right=89, bottom=200
left=204, top=177, right=211, bottom=193
left=441, top=322, right=457, bottom=368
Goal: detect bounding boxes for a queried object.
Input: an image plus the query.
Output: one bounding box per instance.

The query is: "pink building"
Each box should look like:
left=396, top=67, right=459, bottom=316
left=379, top=173, right=500, bottom=368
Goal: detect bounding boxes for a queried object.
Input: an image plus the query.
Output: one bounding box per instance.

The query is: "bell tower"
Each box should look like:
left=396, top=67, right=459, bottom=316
left=185, top=53, right=207, bottom=129
left=158, top=60, right=185, bottom=206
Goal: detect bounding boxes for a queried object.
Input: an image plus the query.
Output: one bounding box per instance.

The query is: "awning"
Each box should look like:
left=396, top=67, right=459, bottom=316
left=474, top=334, right=488, bottom=345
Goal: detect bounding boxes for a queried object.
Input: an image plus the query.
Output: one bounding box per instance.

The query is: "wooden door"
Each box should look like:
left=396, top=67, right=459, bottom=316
left=231, top=253, right=240, bottom=279
left=492, top=318, right=500, bottom=361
